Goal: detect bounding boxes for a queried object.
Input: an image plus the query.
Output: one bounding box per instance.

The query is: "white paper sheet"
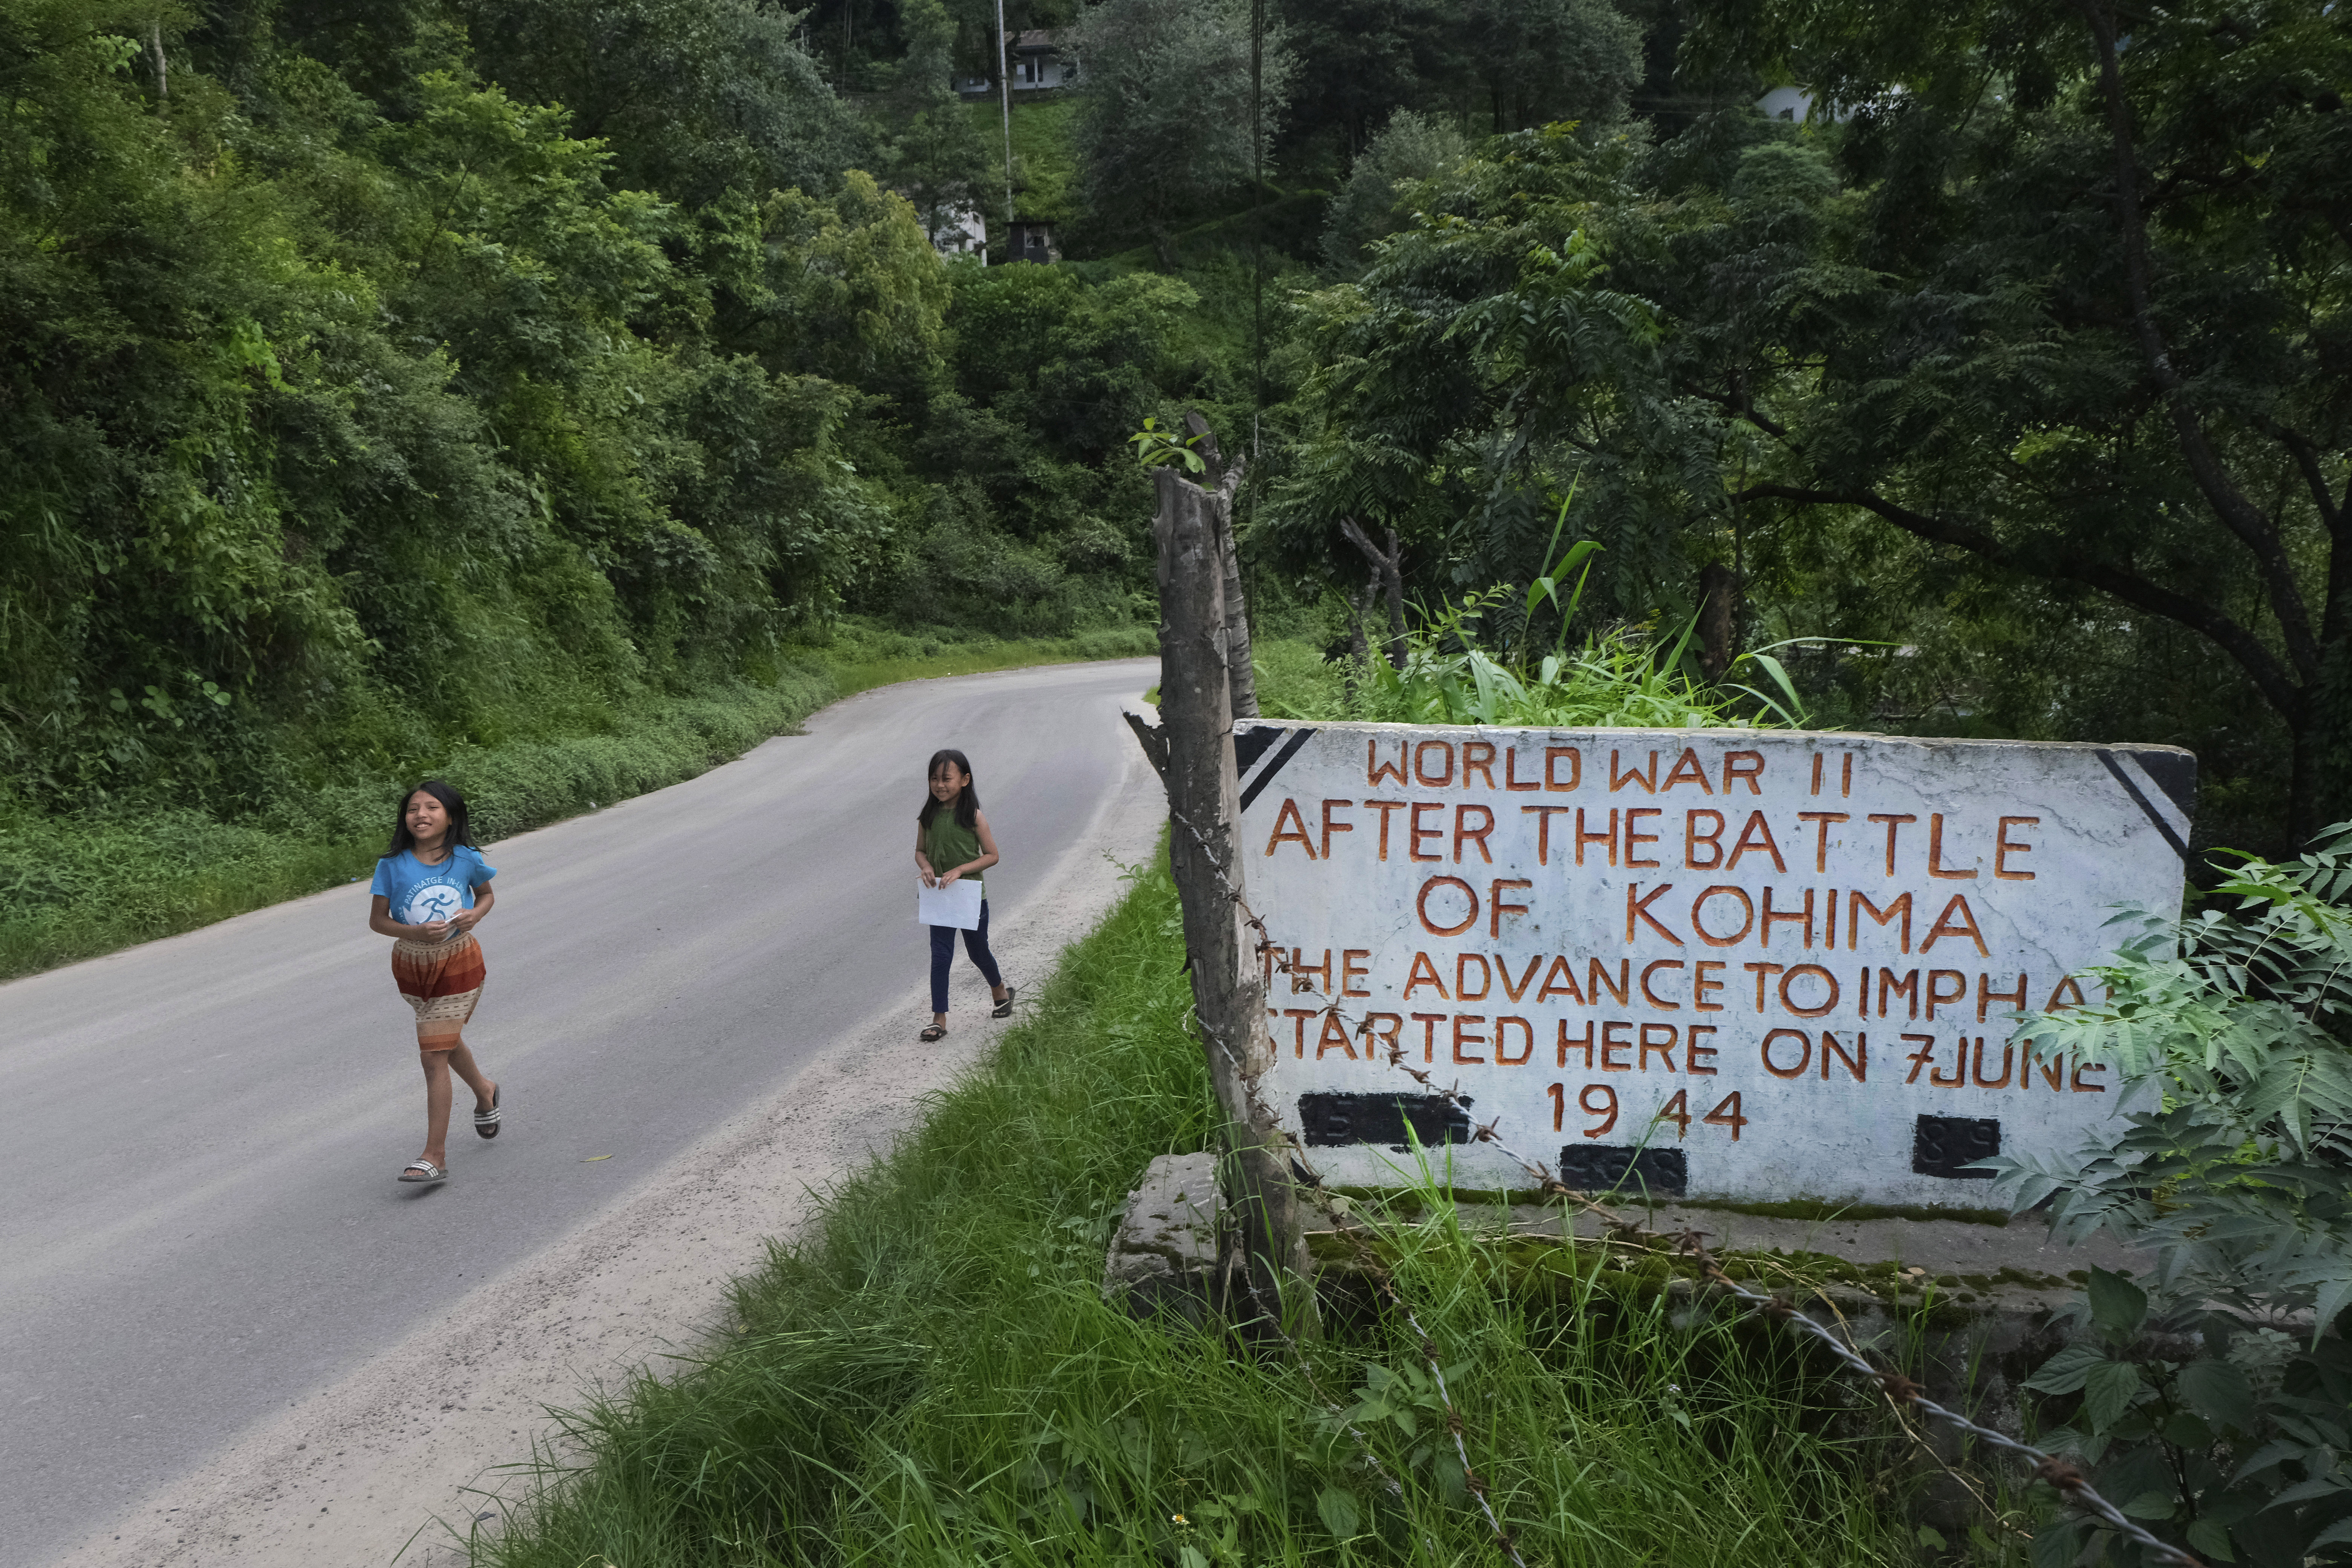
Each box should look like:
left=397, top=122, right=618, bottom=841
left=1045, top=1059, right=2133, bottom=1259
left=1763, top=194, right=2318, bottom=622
left=916, top=877, right=984, bottom=930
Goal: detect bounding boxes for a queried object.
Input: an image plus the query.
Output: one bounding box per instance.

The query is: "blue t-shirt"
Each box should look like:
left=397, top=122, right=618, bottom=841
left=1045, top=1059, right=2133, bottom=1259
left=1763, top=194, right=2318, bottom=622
left=371, top=846, right=497, bottom=928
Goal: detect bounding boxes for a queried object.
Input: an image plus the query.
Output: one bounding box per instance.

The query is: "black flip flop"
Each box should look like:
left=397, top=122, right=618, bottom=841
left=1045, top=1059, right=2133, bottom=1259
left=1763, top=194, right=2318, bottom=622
left=920, top=1024, right=947, bottom=1042
left=991, top=987, right=1016, bottom=1019
left=473, top=1084, right=502, bottom=1139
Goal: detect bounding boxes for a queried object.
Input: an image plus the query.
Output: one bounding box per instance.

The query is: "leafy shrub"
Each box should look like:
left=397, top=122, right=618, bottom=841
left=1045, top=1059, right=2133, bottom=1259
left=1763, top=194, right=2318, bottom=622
left=1255, top=539, right=1807, bottom=730
left=1066, top=0, right=1295, bottom=255
left=1991, top=831, right=2352, bottom=1565
left=1321, top=109, right=1469, bottom=271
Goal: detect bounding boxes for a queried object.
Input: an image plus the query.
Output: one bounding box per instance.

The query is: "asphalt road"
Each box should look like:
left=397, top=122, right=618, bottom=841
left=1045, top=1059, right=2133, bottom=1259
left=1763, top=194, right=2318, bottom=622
left=0, top=659, right=1154, bottom=1568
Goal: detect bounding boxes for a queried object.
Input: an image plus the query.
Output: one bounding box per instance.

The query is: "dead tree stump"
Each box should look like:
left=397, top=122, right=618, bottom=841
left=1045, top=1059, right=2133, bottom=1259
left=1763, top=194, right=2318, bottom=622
left=1143, top=462, right=1317, bottom=1336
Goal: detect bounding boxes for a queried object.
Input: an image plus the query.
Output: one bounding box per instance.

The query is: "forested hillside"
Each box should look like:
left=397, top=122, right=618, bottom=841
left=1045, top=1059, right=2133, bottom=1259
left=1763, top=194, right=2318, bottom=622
left=0, top=0, right=1209, bottom=966
left=6, top=0, right=2348, bottom=970
left=835, top=0, right=2350, bottom=854
left=1250, top=0, right=2352, bottom=854
left=0, top=0, right=1184, bottom=811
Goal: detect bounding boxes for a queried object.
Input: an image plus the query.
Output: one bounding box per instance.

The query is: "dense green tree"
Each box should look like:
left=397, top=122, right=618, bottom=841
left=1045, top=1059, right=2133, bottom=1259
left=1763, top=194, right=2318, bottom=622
left=1270, top=125, right=1701, bottom=641
left=871, top=0, right=996, bottom=245
left=1319, top=107, right=1468, bottom=269
left=0, top=0, right=922, bottom=808
left=1276, top=0, right=1458, bottom=166
left=1664, top=0, right=2352, bottom=841
left=2, top=0, right=388, bottom=798
left=1464, top=0, right=1644, bottom=132
left=712, top=172, right=952, bottom=401
left=456, top=0, right=866, bottom=207
left=1276, top=0, right=1648, bottom=177
left=1269, top=0, right=2352, bottom=847
left=881, top=265, right=1200, bottom=629
left=1066, top=0, right=1294, bottom=258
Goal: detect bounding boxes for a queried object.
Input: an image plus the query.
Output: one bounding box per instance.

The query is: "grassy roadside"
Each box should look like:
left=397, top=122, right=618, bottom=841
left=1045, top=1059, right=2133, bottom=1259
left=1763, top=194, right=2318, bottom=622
left=0, top=624, right=1153, bottom=982
left=967, top=95, right=1079, bottom=233
left=822, top=624, right=1150, bottom=699
left=467, top=853, right=1917, bottom=1568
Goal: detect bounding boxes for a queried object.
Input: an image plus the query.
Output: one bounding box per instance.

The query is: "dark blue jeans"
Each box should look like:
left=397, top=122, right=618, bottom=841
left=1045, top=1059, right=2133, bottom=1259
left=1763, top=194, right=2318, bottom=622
left=931, top=897, right=1003, bottom=1014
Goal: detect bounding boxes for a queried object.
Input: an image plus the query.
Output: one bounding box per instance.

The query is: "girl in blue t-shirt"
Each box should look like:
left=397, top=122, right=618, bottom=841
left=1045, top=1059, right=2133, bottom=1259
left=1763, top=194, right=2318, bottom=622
left=368, top=781, right=502, bottom=1185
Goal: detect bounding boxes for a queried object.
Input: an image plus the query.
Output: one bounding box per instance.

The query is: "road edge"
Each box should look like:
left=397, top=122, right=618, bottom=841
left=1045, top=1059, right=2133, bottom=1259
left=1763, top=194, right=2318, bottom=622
left=42, top=699, right=1163, bottom=1568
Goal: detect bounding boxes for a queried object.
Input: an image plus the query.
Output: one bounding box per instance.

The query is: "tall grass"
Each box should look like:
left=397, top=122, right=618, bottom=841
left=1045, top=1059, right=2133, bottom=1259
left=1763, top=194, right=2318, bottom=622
left=0, top=624, right=1154, bottom=980
left=469, top=857, right=1916, bottom=1568
left=1253, top=517, right=1818, bottom=731
left=1254, top=623, right=1773, bottom=730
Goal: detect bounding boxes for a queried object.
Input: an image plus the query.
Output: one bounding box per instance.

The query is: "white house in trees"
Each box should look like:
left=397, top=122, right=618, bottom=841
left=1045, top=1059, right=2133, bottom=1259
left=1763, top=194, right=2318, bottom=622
left=956, top=29, right=1074, bottom=94
left=927, top=202, right=988, bottom=261
left=1755, top=85, right=1860, bottom=124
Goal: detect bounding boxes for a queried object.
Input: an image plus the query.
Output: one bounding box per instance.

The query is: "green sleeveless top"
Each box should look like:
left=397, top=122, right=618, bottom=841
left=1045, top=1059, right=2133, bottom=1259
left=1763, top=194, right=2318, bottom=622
left=923, top=810, right=984, bottom=887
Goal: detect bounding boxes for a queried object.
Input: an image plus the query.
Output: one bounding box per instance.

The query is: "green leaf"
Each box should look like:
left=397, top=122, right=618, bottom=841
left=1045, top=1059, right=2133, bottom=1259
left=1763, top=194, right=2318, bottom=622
left=2082, top=1359, right=2148, bottom=1430
left=2234, top=1438, right=2312, bottom=1482
left=2184, top=1517, right=2237, bottom=1562
left=1315, top=1486, right=1360, bottom=1539
left=2024, top=1342, right=2109, bottom=1395
left=2120, top=1490, right=2178, bottom=1520
left=2175, top=1359, right=2256, bottom=1431
left=2310, top=1273, right=2352, bottom=1341
left=2260, top=1473, right=2350, bottom=1511
left=2030, top=1517, right=2092, bottom=1568
left=2086, top=1267, right=2148, bottom=1339
left=2307, top=1518, right=2352, bottom=1550
left=2160, top=1410, right=2216, bottom=1449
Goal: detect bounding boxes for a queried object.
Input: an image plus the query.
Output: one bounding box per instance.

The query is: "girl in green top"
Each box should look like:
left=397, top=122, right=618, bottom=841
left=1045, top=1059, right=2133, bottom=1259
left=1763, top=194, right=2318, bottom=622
left=916, top=748, right=1012, bottom=1041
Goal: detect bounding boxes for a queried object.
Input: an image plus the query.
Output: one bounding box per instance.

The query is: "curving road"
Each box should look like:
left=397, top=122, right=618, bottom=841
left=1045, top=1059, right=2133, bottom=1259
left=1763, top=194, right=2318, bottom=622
left=0, top=659, right=1156, bottom=1568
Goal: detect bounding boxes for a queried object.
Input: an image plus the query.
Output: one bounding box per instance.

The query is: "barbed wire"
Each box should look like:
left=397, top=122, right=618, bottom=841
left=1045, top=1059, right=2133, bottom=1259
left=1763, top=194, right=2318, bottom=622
left=1160, top=802, right=2205, bottom=1568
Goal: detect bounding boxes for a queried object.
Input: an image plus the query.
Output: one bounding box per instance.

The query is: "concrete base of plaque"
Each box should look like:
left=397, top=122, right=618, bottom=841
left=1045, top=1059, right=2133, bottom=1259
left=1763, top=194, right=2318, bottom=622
left=1102, top=1152, right=1225, bottom=1324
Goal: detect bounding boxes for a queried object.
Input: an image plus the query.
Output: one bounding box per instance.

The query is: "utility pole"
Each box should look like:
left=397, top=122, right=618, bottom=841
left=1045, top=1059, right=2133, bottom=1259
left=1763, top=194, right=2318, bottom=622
left=996, top=0, right=1014, bottom=250
left=1249, top=0, right=1264, bottom=418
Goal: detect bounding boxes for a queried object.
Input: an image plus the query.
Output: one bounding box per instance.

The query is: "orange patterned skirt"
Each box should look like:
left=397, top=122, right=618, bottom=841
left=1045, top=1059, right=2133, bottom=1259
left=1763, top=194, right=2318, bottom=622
left=391, top=933, right=486, bottom=1050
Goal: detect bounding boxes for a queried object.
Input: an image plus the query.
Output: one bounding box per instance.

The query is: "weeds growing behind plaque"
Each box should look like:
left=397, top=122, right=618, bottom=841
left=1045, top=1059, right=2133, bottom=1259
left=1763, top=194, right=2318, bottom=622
left=1251, top=585, right=1812, bottom=731
left=472, top=850, right=1919, bottom=1568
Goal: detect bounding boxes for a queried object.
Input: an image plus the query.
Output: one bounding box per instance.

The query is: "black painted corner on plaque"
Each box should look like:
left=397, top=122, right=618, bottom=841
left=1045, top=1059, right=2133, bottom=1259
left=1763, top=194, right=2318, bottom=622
left=1557, top=1145, right=1687, bottom=1197
left=1913, top=1114, right=2000, bottom=1178
left=1298, top=1091, right=1472, bottom=1152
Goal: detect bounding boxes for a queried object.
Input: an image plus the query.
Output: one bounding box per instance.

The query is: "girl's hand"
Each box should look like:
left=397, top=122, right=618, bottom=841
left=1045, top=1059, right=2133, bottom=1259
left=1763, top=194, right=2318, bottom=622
left=939, top=868, right=961, bottom=887
left=449, top=908, right=479, bottom=935
left=418, top=919, right=453, bottom=941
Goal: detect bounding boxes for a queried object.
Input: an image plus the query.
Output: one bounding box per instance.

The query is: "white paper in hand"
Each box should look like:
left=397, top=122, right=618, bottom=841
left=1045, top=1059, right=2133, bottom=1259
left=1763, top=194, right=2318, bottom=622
left=917, top=877, right=984, bottom=930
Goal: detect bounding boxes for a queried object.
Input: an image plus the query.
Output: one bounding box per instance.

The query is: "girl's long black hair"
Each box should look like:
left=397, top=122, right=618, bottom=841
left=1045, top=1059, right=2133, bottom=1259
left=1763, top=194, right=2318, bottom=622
left=387, top=780, right=475, bottom=856
left=917, top=749, right=979, bottom=831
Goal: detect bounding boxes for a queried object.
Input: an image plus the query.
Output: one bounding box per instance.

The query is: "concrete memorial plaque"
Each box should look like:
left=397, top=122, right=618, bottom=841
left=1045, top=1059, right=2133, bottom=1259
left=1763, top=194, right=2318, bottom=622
left=1235, top=724, right=2194, bottom=1207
